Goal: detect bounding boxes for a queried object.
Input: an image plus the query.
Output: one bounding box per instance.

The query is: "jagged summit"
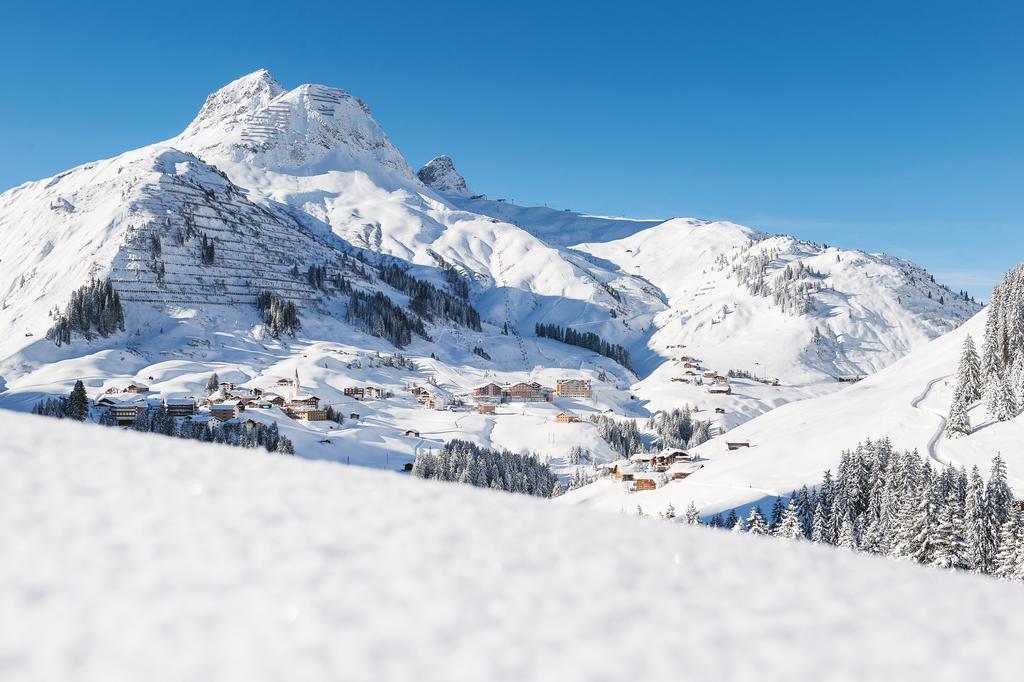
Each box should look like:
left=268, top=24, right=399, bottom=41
left=417, top=156, right=474, bottom=197
left=182, top=69, right=284, bottom=136
left=172, top=70, right=415, bottom=182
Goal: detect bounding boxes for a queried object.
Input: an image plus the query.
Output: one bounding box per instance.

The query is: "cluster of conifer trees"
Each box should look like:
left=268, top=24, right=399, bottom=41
left=199, top=233, right=216, bottom=264
left=534, top=323, right=632, bottom=370
left=346, top=289, right=428, bottom=348
left=255, top=291, right=301, bottom=337
left=589, top=414, right=645, bottom=456
left=694, top=439, right=1023, bottom=578
left=646, top=406, right=713, bottom=449
left=46, top=278, right=125, bottom=346
left=947, top=266, right=1024, bottom=435
left=377, top=263, right=482, bottom=331
left=31, top=380, right=89, bottom=420
left=411, top=439, right=559, bottom=498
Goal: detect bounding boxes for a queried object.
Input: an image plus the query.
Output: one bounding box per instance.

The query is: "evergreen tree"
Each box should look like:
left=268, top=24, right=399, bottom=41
left=991, top=375, right=1018, bottom=421
left=65, top=380, right=89, bottom=421
left=731, top=517, right=746, bottom=534
left=776, top=499, right=803, bottom=540
left=944, top=396, right=972, bottom=438
left=993, top=510, right=1020, bottom=579
left=746, top=506, right=769, bottom=536
left=963, top=466, right=992, bottom=572
left=769, top=496, right=785, bottom=532
left=684, top=502, right=700, bottom=525
left=954, top=335, right=983, bottom=403
left=206, top=373, right=220, bottom=395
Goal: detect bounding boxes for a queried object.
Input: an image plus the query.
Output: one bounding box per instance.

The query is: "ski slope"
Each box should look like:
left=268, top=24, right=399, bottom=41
left=3, top=411, right=1024, bottom=681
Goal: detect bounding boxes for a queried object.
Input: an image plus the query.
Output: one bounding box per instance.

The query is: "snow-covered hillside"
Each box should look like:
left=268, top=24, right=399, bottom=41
left=564, top=303, right=1024, bottom=517
left=0, top=68, right=980, bottom=466
left=4, top=411, right=1024, bottom=681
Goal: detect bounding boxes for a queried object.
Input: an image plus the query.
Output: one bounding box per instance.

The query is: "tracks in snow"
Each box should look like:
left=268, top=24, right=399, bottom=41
left=910, top=375, right=952, bottom=467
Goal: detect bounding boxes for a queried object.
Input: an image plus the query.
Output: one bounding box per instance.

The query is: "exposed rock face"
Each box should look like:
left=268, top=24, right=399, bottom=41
left=417, top=156, right=474, bottom=197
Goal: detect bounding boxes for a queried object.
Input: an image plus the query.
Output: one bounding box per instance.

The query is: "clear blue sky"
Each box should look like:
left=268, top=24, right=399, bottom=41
left=1, top=1, right=1020, bottom=298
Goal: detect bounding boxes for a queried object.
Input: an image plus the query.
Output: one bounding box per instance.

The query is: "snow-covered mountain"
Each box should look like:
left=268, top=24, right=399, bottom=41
left=4, top=411, right=1024, bottom=681
left=0, top=69, right=980, bottom=466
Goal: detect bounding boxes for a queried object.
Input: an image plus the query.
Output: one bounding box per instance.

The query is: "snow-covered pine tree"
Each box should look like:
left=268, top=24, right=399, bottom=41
left=944, top=396, right=972, bottom=438
left=992, top=374, right=1019, bottom=421
left=837, top=515, right=857, bottom=550
left=731, top=517, right=746, bottom=534
left=955, top=334, right=983, bottom=404
left=811, top=502, right=831, bottom=544
left=776, top=499, right=803, bottom=540
left=684, top=502, right=700, bottom=525
left=931, top=487, right=971, bottom=571
left=964, top=465, right=992, bottom=572
left=993, top=510, right=1020, bottom=580
left=206, top=373, right=220, bottom=396
left=746, top=506, right=769, bottom=536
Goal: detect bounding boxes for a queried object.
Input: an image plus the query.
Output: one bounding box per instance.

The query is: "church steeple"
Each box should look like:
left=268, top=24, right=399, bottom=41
left=292, top=369, right=300, bottom=399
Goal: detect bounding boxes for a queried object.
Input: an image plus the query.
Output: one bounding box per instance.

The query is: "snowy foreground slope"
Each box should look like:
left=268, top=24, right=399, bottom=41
left=3, top=412, right=1024, bottom=682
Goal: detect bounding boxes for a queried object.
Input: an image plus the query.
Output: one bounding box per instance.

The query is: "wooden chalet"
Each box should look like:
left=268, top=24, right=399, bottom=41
left=726, top=440, right=751, bottom=451
left=123, top=383, right=149, bottom=394
left=555, top=412, right=581, bottom=423
left=405, top=429, right=420, bottom=437
left=210, top=401, right=244, bottom=420
left=477, top=404, right=496, bottom=415
left=164, top=398, right=196, bottom=418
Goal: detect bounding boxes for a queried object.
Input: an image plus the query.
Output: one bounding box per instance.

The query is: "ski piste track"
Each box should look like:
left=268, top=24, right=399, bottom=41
left=910, top=375, right=952, bottom=467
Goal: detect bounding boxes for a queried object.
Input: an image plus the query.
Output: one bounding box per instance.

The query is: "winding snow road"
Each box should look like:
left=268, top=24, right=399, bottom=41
left=910, top=375, right=951, bottom=467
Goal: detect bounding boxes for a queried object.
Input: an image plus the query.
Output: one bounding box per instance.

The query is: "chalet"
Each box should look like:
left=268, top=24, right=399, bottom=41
left=365, top=386, right=386, bottom=399
left=609, top=462, right=635, bottom=482
left=685, top=370, right=696, bottom=376
left=344, top=387, right=365, bottom=399
left=109, top=401, right=148, bottom=426
left=477, top=404, right=496, bottom=415
left=218, top=381, right=237, bottom=392
left=164, top=398, right=196, bottom=418
left=703, top=371, right=718, bottom=379
left=726, top=440, right=751, bottom=451
left=667, top=462, right=703, bottom=480
left=265, top=394, right=286, bottom=407
left=350, top=413, right=360, bottom=420
left=633, top=476, right=658, bottom=492
left=682, top=362, right=700, bottom=370
left=405, top=429, right=420, bottom=437
left=287, top=395, right=327, bottom=421
left=123, top=383, right=149, bottom=394
left=707, top=384, right=732, bottom=395
left=210, top=401, right=244, bottom=420
left=715, top=407, right=726, bottom=414
left=652, top=448, right=691, bottom=468
left=555, top=378, right=592, bottom=399
left=473, top=382, right=504, bottom=400
left=555, top=412, right=581, bottom=424
left=629, top=452, right=656, bottom=465
left=713, top=375, right=730, bottom=385
left=276, top=378, right=293, bottom=387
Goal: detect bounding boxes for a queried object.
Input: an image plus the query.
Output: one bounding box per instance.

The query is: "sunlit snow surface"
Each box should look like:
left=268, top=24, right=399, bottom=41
left=2, top=412, right=1023, bottom=681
